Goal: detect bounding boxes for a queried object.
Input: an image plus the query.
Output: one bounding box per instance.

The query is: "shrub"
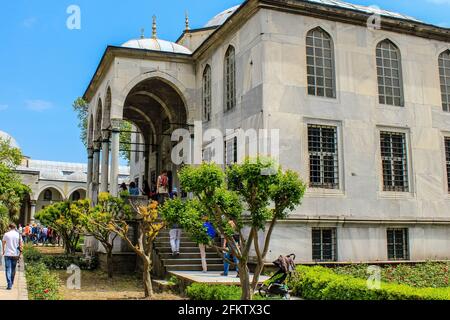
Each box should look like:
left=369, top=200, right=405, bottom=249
left=186, top=284, right=242, bottom=300
left=289, top=266, right=450, bottom=300
left=25, top=262, right=61, bottom=300
left=22, top=244, right=43, bottom=263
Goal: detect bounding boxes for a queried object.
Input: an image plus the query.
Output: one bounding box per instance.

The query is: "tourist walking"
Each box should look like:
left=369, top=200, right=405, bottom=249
left=221, top=221, right=240, bottom=277
left=169, top=223, right=182, bottom=257
left=120, top=183, right=128, bottom=193
left=2, top=223, right=22, bottom=290
left=199, top=217, right=216, bottom=273
left=129, top=182, right=140, bottom=196
left=156, top=170, right=169, bottom=204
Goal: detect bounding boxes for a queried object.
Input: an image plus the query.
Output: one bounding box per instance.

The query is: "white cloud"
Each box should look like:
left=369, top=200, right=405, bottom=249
left=25, top=100, right=53, bottom=112
left=22, top=17, right=37, bottom=28
left=0, top=104, right=8, bottom=111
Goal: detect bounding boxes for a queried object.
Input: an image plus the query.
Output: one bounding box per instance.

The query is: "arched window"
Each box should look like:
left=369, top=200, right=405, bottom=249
left=306, top=27, right=336, bottom=98
left=203, top=65, right=212, bottom=121
left=71, top=191, right=81, bottom=202
left=43, top=189, right=52, bottom=201
left=376, top=39, right=404, bottom=107
left=439, top=50, right=450, bottom=112
left=224, top=46, right=236, bottom=111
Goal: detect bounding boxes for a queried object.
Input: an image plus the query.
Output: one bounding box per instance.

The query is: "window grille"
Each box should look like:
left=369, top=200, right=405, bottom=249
left=439, top=50, right=450, bottom=112
left=312, top=228, right=337, bottom=261
left=380, top=131, right=408, bottom=192
left=224, top=46, right=236, bottom=111
left=445, top=137, right=450, bottom=192
left=203, top=65, right=212, bottom=121
left=387, top=228, right=409, bottom=260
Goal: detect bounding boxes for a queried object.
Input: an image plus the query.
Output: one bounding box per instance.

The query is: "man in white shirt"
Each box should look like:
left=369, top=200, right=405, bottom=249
left=2, top=223, right=22, bottom=290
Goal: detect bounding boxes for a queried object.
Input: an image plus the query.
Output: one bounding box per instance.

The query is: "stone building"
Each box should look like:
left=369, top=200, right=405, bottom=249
left=83, top=0, right=450, bottom=264
left=0, top=131, right=130, bottom=224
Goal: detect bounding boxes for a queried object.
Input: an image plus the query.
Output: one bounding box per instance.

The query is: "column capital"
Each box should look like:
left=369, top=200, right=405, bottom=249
left=87, top=147, right=94, bottom=158
left=101, top=130, right=111, bottom=141
left=111, top=119, right=122, bottom=132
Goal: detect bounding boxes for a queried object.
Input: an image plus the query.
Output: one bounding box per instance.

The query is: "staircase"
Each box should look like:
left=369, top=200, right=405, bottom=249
left=154, top=230, right=224, bottom=273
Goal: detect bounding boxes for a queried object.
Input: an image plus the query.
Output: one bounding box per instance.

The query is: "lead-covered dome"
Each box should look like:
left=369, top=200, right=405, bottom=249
left=0, top=131, right=20, bottom=149
left=122, top=38, right=192, bottom=54
left=204, top=5, right=241, bottom=28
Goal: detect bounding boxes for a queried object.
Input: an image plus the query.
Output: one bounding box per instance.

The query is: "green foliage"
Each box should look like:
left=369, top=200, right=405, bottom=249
left=0, top=138, right=30, bottom=230
left=35, top=200, right=89, bottom=254
left=289, top=265, right=450, bottom=300
left=25, top=262, right=61, bottom=300
left=72, top=97, right=132, bottom=162
left=186, top=283, right=242, bottom=300
left=333, top=262, right=450, bottom=289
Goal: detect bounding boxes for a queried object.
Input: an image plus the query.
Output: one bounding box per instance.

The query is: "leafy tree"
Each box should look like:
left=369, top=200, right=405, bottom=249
left=160, top=158, right=306, bottom=300
left=35, top=200, right=88, bottom=254
left=80, top=192, right=131, bottom=278
left=107, top=200, right=165, bottom=298
left=0, top=137, right=30, bottom=231
left=72, top=97, right=133, bottom=162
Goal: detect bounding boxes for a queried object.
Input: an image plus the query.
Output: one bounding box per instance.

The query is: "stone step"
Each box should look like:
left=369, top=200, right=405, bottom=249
left=155, top=241, right=208, bottom=248
left=165, top=264, right=224, bottom=271
left=162, top=258, right=224, bottom=266
left=156, top=247, right=217, bottom=254
left=159, top=252, right=219, bottom=259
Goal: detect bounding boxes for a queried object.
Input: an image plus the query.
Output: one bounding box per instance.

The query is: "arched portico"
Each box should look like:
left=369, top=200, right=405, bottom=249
left=36, top=186, right=64, bottom=213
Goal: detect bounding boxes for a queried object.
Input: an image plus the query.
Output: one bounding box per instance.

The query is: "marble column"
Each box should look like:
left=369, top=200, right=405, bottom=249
left=30, top=201, right=36, bottom=223
left=100, top=132, right=110, bottom=193
left=87, top=147, right=94, bottom=199
left=110, top=119, right=121, bottom=197
left=92, top=142, right=101, bottom=203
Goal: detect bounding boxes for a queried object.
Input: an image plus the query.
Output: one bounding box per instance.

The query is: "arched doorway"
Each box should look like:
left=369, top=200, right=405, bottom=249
left=122, top=77, right=188, bottom=193
left=36, top=187, right=64, bottom=213
left=69, top=189, right=87, bottom=202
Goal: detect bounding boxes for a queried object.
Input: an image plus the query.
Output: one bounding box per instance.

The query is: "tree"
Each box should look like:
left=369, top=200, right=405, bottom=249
left=107, top=200, right=165, bottom=298
left=35, top=200, right=88, bottom=254
left=160, top=158, right=306, bottom=300
left=0, top=137, right=30, bottom=231
left=72, top=97, right=133, bottom=162
left=80, top=192, right=131, bottom=278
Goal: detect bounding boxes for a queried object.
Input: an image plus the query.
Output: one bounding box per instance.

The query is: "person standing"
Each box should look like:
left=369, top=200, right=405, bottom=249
left=128, top=182, right=140, bottom=196
left=199, top=217, right=216, bottom=273
left=221, top=221, right=240, bottom=277
left=169, top=223, right=182, bottom=257
left=156, top=170, right=169, bottom=204
left=41, top=226, right=48, bottom=245
left=2, top=223, right=22, bottom=290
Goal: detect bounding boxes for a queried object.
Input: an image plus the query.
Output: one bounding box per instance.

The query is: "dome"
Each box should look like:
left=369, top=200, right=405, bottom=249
left=121, top=38, right=192, bottom=54
left=204, top=5, right=241, bottom=28
left=0, top=131, right=20, bottom=149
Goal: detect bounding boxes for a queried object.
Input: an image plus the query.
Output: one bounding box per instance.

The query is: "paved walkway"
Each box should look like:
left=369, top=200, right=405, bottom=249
left=0, top=258, right=28, bottom=300
left=169, top=270, right=270, bottom=285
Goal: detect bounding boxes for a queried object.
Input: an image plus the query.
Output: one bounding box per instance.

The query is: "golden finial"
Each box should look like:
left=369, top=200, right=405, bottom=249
left=185, top=11, right=190, bottom=31
left=140, top=28, right=145, bottom=39
left=152, top=15, right=157, bottom=39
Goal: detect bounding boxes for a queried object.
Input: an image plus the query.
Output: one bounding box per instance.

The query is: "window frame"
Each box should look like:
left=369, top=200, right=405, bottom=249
left=224, top=46, right=236, bottom=112
left=387, top=228, right=409, bottom=261
left=444, top=136, right=450, bottom=193
left=43, top=189, right=52, bottom=201
left=202, top=64, right=212, bottom=122
left=376, top=39, right=405, bottom=107
left=439, top=50, right=450, bottom=112
left=312, top=227, right=337, bottom=262
left=306, top=27, right=336, bottom=99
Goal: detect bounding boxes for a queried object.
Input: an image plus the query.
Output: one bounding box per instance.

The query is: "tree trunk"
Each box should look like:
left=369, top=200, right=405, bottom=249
left=239, top=262, right=252, bottom=300
left=106, top=247, right=114, bottom=278
left=251, top=262, right=264, bottom=292
left=143, top=259, right=153, bottom=298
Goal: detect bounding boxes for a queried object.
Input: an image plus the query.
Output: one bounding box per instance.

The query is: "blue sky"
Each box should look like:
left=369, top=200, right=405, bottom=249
left=0, top=0, right=448, bottom=163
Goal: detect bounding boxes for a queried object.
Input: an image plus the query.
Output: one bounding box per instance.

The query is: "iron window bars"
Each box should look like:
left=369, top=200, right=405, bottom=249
left=308, top=124, right=339, bottom=189
left=380, top=131, right=409, bottom=192
left=387, top=228, right=409, bottom=260
left=439, top=50, right=450, bottom=112
left=312, top=228, right=337, bottom=262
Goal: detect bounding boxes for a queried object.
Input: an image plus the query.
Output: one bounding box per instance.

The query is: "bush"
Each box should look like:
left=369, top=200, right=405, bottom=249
left=186, top=284, right=242, bottom=300
left=25, top=262, right=61, bottom=300
left=22, top=243, right=98, bottom=270
left=289, top=266, right=450, bottom=300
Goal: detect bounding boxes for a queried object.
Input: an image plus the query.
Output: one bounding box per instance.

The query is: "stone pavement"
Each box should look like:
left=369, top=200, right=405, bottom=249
left=169, top=270, right=270, bottom=285
left=0, top=258, right=28, bottom=300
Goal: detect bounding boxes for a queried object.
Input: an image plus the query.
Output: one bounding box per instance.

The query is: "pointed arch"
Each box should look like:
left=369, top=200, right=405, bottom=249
left=224, top=46, right=236, bottom=111
left=202, top=64, right=212, bottom=121
left=306, top=27, right=336, bottom=98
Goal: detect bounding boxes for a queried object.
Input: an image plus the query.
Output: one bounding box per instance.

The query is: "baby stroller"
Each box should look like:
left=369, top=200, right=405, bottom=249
left=258, top=254, right=296, bottom=300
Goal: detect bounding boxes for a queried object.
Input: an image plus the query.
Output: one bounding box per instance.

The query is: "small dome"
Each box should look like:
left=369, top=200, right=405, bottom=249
left=204, top=5, right=240, bottom=28
left=122, top=38, right=192, bottom=54
left=0, top=131, right=20, bottom=149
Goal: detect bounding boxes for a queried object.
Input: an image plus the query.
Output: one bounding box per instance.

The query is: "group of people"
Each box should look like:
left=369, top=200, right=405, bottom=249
left=18, top=223, right=58, bottom=245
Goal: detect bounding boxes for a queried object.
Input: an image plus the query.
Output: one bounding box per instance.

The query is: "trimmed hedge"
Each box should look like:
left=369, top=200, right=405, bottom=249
left=25, top=262, right=61, bottom=300
left=290, top=266, right=450, bottom=300
left=186, top=283, right=242, bottom=300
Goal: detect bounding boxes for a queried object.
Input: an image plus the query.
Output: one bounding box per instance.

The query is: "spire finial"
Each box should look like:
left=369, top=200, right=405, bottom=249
left=140, top=28, right=145, bottom=39
left=185, top=11, right=190, bottom=31
left=152, top=15, right=157, bottom=39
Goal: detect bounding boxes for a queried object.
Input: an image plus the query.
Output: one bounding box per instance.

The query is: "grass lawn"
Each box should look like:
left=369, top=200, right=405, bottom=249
left=333, top=262, right=450, bottom=288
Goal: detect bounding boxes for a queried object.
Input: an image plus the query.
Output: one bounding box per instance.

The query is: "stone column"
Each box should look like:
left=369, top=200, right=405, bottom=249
left=100, top=132, right=110, bottom=193
left=92, top=142, right=101, bottom=203
left=30, top=201, right=36, bottom=223
left=87, top=147, right=94, bottom=199
left=109, top=119, right=121, bottom=197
